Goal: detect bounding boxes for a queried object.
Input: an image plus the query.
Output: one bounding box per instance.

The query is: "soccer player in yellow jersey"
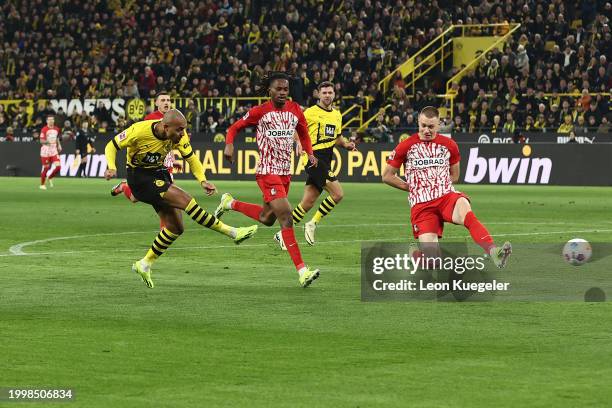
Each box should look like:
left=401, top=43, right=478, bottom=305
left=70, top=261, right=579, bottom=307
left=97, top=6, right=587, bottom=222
left=104, top=109, right=258, bottom=288
left=274, top=81, right=356, bottom=249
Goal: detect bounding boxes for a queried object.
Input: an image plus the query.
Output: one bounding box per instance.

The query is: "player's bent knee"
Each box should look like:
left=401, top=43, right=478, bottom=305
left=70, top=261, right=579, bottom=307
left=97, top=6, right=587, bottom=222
left=304, top=196, right=317, bottom=209
left=331, top=193, right=343, bottom=203
left=260, top=216, right=276, bottom=226
left=453, top=197, right=472, bottom=224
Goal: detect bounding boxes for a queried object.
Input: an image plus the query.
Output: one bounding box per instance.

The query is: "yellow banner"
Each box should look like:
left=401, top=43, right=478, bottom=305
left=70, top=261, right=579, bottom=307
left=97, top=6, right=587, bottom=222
left=453, top=37, right=504, bottom=69
left=0, top=99, right=41, bottom=127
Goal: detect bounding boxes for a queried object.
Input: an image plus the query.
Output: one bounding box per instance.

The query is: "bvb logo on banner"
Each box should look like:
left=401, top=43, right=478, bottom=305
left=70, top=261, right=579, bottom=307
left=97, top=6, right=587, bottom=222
left=126, top=98, right=146, bottom=121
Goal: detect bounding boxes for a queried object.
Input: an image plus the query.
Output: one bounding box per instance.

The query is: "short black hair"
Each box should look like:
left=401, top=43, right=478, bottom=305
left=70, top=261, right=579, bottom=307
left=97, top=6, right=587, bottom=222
left=155, top=91, right=170, bottom=100
left=266, top=71, right=290, bottom=86
left=257, top=71, right=290, bottom=96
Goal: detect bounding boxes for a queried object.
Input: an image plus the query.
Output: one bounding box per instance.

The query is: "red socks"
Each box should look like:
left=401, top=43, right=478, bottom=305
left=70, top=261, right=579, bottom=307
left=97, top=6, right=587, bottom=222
left=122, top=182, right=133, bottom=200
left=464, top=211, right=494, bottom=252
left=230, top=200, right=306, bottom=271
left=40, top=165, right=49, bottom=185
left=48, top=166, right=61, bottom=179
left=231, top=200, right=263, bottom=222
left=281, top=227, right=305, bottom=270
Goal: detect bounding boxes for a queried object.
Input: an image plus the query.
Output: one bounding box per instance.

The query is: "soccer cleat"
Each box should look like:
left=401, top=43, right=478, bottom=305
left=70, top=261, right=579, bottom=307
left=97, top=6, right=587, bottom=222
left=490, top=241, right=512, bottom=269
left=47, top=179, right=54, bottom=188
left=234, top=225, right=258, bottom=245
left=299, top=268, right=320, bottom=288
left=111, top=180, right=126, bottom=196
left=132, top=260, right=154, bottom=288
left=39, top=185, right=47, bottom=190
left=214, top=193, right=234, bottom=219
left=273, top=231, right=287, bottom=250
left=304, top=221, right=317, bottom=246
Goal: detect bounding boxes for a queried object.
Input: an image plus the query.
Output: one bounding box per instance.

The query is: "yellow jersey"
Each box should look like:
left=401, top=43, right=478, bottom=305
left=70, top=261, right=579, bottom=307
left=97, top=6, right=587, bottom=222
left=105, top=120, right=207, bottom=182
left=304, top=104, right=342, bottom=151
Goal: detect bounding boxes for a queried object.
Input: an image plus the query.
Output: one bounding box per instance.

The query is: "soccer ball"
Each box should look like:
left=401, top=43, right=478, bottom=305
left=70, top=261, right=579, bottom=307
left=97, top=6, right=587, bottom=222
left=562, top=238, right=592, bottom=266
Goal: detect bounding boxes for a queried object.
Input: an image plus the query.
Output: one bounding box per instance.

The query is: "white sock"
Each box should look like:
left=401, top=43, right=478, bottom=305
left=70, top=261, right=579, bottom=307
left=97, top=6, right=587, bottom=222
left=46, top=165, right=56, bottom=178
left=228, top=227, right=237, bottom=239
left=298, top=266, right=308, bottom=276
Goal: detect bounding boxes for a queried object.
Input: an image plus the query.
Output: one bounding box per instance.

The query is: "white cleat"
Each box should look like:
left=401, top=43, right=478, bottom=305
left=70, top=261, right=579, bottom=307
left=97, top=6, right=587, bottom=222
left=304, top=221, right=316, bottom=246
left=39, top=185, right=47, bottom=190
left=491, top=241, right=512, bottom=269
left=273, top=231, right=287, bottom=250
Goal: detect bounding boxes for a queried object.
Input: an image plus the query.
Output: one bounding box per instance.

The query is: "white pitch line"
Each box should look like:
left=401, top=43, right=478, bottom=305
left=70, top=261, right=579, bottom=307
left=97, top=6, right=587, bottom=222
left=8, top=231, right=155, bottom=256
left=2, top=228, right=611, bottom=258
left=8, top=221, right=586, bottom=256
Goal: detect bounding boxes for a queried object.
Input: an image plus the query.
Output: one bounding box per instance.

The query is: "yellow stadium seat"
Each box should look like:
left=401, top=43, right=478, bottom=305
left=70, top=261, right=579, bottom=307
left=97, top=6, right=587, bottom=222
left=544, top=41, right=557, bottom=51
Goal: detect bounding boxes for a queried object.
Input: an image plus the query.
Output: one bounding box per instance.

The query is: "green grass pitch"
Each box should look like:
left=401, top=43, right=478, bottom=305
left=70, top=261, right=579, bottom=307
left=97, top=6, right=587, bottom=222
left=1, top=177, right=612, bottom=407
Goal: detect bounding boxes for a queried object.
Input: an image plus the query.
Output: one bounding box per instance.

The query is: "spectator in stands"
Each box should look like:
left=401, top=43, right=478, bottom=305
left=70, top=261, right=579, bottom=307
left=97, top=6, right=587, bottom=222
left=587, top=115, right=600, bottom=132
left=203, top=116, right=219, bottom=139
left=574, top=116, right=589, bottom=134
left=502, top=113, right=516, bottom=134
left=514, top=45, right=529, bottom=73
left=597, top=116, right=610, bottom=133
left=370, top=113, right=391, bottom=143
left=478, top=113, right=490, bottom=131
left=557, top=115, right=574, bottom=133
left=0, top=0, right=610, bottom=137
left=0, top=112, right=8, bottom=133
left=534, top=113, right=546, bottom=132
left=452, top=115, right=466, bottom=132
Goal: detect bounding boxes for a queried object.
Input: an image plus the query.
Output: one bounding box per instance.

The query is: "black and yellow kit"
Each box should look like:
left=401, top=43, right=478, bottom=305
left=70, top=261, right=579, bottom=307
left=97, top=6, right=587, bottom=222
left=105, top=120, right=206, bottom=212
left=303, top=104, right=342, bottom=191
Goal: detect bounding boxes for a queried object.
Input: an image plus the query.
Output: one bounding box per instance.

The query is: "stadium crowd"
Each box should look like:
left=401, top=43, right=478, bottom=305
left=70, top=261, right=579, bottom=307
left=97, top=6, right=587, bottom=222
left=0, top=0, right=610, bottom=141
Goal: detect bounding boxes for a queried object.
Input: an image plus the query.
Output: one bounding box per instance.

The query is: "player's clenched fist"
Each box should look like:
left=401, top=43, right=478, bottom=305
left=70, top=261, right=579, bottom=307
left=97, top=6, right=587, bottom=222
left=104, top=168, right=117, bottom=180
left=201, top=181, right=217, bottom=196
left=307, top=154, right=318, bottom=168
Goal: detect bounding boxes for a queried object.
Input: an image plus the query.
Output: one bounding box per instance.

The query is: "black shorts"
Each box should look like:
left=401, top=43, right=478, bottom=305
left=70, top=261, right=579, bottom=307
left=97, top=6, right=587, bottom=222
left=306, top=148, right=337, bottom=192
left=126, top=167, right=173, bottom=212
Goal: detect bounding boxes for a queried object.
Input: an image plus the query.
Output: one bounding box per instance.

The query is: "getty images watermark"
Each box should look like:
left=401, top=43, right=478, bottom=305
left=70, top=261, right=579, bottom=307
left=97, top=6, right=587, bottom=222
left=362, top=243, right=511, bottom=301
left=361, top=242, right=612, bottom=302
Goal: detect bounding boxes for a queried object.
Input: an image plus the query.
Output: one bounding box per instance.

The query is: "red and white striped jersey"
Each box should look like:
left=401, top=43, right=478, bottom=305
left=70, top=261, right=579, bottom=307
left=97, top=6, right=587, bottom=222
left=40, top=125, right=61, bottom=157
left=387, top=134, right=460, bottom=206
left=226, top=100, right=313, bottom=175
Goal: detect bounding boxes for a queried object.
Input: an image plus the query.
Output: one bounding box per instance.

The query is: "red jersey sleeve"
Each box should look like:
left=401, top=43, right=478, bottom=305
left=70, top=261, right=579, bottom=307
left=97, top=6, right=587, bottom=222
left=226, top=105, right=264, bottom=143
left=40, top=126, right=47, bottom=142
left=446, top=137, right=460, bottom=165
left=294, top=105, right=313, bottom=155
left=144, top=111, right=164, bottom=120
left=387, top=139, right=410, bottom=168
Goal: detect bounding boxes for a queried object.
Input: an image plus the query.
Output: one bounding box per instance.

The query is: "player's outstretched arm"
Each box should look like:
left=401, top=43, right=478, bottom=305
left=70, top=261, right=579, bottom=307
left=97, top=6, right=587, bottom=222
left=382, top=164, right=409, bottom=192
left=176, top=133, right=216, bottom=196
left=104, top=141, right=119, bottom=180
left=296, top=109, right=317, bottom=167
left=450, top=162, right=460, bottom=184
left=224, top=106, right=262, bottom=163
left=336, top=136, right=356, bottom=151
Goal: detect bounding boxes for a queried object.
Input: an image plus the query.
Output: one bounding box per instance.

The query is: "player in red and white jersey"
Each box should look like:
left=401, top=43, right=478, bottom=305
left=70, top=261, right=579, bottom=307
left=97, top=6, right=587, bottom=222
left=383, top=106, right=512, bottom=268
left=39, top=116, right=62, bottom=190
left=214, top=72, right=321, bottom=287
